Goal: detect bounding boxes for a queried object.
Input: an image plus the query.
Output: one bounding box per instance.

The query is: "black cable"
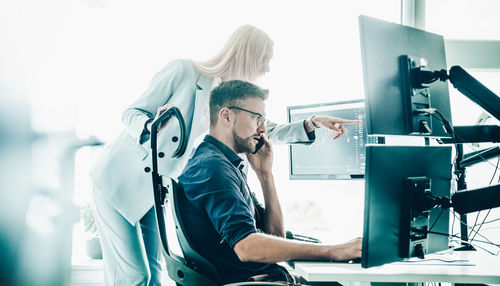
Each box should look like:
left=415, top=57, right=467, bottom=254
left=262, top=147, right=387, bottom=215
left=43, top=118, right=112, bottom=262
left=428, top=208, right=444, bottom=232
left=431, top=110, right=454, bottom=138
left=427, top=230, right=500, bottom=247
left=430, top=109, right=496, bottom=170
left=432, top=112, right=499, bottom=169
left=490, top=157, right=500, bottom=185
left=468, top=158, right=496, bottom=238
left=467, top=156, right=498, bottom=242
left=450, top=238, right=499, bottom=256
left=459, top=144, right=500, bottom=170
left=470, top=210, right=482, bottom=238
left=471, top=209, right=492, bottom=242
left=452, top=211, right=498, bottom=247
left=426, top=109, right=500, bottom=252
left=473, top=217, right=500, bottom=225
left=469, top=157, right=496, bottom=242
left=431, top=110, right=498, bottom=187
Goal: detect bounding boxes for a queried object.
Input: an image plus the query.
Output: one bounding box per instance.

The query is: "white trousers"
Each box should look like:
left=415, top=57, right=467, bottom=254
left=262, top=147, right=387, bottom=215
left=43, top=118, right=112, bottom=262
left=92, top=187, right=162, bottom=286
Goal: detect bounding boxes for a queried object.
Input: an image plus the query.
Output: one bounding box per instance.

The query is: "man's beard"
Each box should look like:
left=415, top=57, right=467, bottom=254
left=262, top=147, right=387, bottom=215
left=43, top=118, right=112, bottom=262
left=233, top=131, right=256, bottom=154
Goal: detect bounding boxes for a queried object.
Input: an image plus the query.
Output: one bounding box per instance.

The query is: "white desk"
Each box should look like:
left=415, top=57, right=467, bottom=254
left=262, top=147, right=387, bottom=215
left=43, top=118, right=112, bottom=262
left=292, top=250, right=500, bottom=284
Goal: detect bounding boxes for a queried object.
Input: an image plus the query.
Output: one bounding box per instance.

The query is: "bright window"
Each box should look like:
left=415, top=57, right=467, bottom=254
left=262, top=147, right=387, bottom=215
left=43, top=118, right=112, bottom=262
left=426, top=0, right=500, bottom=40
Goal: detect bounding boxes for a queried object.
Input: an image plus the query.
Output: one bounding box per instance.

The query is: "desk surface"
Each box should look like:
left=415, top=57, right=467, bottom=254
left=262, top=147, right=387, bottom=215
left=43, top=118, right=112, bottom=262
left=292, top=250, right=500, bottom=284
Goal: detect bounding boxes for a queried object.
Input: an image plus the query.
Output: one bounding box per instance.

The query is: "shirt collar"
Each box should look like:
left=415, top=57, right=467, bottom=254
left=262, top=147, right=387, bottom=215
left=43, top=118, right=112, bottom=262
left=203, top=135, right=242, bottom=168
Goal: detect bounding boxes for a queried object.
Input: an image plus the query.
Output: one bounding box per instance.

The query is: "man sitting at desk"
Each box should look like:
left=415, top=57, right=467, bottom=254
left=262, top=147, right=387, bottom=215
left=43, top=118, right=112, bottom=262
left=178, top=80, right=362, bottom=284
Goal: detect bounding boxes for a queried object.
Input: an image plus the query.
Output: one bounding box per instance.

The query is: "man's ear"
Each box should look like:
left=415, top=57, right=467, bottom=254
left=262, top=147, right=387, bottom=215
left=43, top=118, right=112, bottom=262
left=219, top=108, right=232, bottom=127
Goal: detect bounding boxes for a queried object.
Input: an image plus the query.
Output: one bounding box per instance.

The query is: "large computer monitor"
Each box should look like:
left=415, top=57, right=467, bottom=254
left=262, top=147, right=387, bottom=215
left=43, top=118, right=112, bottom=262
left=287, top=99, right=376, bottom=180
left=359, top=15, right=453, bottom=137
left=362, top=145, right=452, bottom=268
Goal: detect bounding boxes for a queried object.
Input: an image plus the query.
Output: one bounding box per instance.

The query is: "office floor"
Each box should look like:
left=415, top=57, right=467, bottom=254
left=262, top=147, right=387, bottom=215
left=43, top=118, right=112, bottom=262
left=71, top=260, right=175, bottom=286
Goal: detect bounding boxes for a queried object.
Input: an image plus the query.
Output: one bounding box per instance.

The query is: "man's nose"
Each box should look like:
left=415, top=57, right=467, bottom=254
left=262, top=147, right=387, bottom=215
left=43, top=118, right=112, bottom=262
left=258, top=121, right=267, bottom=133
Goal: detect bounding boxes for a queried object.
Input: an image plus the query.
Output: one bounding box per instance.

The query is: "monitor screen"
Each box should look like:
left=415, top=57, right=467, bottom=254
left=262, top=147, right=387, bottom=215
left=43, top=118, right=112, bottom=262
left=362, top=145, right=452, bottom=268
left=287, top=99, right=376, bottom=180
left=359, top=15, right=453, bottom=137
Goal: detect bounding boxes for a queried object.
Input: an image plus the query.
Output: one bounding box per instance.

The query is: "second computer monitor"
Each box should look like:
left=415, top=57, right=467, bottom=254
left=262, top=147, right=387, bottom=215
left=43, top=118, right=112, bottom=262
left=359, top=15, right=453, bottom=137
left=362, top=145, right=452, bottom=268
left=287, top=99, right=375, bottom=180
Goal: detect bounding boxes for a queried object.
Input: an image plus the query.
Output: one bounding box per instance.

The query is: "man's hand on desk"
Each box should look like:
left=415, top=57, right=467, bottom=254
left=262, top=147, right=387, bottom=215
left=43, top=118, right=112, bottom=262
left=327, top=237, right=363, bottom=262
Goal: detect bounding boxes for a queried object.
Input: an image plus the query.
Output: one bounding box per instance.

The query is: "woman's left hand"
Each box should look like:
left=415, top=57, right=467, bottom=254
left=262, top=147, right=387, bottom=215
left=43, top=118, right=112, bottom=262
left=147, top=103, right=175, bottom=132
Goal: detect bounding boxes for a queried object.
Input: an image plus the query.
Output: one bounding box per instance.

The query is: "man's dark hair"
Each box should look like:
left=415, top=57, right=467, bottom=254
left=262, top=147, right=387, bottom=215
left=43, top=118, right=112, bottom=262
left=209, top=80, right=268, bottom=126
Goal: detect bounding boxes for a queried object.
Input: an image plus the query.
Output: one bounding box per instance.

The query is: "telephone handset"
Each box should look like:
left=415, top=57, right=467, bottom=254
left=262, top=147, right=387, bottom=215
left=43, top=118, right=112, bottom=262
left=252, top=137, right=265, bottom=154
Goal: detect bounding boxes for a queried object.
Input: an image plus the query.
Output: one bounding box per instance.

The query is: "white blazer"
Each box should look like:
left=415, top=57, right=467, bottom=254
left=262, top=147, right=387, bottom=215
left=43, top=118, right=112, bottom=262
left=90, top=59, right=312, bottom=225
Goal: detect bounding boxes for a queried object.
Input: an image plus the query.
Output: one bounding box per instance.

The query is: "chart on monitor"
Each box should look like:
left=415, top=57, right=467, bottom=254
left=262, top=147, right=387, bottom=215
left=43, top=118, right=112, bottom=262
left=288, top=99, right=377, bottom=180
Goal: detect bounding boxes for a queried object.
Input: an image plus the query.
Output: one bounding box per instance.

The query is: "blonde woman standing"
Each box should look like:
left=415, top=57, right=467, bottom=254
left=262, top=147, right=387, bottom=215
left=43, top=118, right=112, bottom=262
left=90, top=25, right=357, bottom=285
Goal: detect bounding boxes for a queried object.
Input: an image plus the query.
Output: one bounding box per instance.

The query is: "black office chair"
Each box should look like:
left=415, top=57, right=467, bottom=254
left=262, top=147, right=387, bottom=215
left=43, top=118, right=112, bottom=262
left=149, top=108, right=288, bottom=286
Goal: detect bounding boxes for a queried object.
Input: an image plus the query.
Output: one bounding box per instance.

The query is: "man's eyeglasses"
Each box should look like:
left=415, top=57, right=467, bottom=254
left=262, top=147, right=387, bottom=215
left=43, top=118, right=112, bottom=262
left=227, top=106, right=267, bottom=126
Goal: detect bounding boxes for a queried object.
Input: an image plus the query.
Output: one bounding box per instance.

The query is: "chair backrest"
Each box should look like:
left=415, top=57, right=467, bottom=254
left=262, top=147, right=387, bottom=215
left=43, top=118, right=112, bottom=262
left=149, top=107, right=219, bottom=285
left=153, top=174, right=221, bottom=286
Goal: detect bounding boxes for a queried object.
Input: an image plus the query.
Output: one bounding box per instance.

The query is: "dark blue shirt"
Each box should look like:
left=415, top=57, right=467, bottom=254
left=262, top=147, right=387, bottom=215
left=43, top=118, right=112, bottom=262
left=177, top=135, right=288, bottom=284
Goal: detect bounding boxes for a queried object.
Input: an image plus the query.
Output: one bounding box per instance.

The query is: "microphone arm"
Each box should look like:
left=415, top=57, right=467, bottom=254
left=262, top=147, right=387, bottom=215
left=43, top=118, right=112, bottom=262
left=447, top=66, right=500, bottom=122
left=452, top=184, right=500, bottom=215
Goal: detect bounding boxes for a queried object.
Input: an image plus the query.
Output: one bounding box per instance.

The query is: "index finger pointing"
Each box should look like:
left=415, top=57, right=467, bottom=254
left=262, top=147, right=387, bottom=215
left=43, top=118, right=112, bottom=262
left=339, top=119, right=361, bottom=124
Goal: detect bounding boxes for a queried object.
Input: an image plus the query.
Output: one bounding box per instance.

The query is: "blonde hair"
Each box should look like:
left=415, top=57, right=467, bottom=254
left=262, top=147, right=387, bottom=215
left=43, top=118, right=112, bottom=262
left=193, top=25, right=273, bottom=82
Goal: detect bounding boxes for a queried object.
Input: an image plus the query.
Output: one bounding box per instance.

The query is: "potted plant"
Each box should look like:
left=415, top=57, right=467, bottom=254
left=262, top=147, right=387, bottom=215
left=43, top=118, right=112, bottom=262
left=80, top=202, right=102, bottom=259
